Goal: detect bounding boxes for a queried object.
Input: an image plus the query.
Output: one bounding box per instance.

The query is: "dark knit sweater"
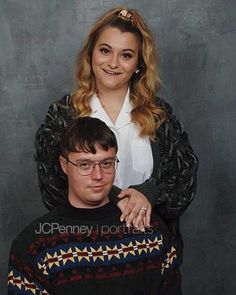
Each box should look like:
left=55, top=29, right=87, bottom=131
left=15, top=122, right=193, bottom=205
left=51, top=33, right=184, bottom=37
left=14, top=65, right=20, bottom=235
left=8, top=201, right=181, bottom=295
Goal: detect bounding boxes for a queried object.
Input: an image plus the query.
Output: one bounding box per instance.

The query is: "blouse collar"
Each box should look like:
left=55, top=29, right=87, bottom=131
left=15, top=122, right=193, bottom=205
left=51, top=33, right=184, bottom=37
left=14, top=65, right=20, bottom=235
left=90, top=88, right=132, bottom=114
left=90, top=89, right=132, bottom=129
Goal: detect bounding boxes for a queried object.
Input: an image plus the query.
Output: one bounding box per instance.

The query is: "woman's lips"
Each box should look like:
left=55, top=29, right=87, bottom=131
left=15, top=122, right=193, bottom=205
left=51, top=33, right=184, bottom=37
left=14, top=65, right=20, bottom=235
left=102, top=69, right=121, bottom=75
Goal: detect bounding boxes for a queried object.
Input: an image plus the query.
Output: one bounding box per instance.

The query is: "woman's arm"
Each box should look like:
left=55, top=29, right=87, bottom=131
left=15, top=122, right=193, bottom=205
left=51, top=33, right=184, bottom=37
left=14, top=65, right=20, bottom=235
left=34, top=96, right=73, bottom=210
left=131, top=97, right=199, bottom=219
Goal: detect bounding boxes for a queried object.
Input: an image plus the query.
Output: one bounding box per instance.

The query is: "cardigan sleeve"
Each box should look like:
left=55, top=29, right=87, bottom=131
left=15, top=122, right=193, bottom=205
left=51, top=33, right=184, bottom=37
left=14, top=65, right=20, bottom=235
left=34, top=96, right=74, bottom=210
left=130, top=98, right=199, bottom=219
left=8, top=238, right=51, bottom=295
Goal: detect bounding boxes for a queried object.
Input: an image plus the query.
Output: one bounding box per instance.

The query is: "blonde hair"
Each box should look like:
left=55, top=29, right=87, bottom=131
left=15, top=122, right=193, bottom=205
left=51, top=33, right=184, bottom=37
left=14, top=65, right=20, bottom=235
left=71, top=6, right=167, bottom=138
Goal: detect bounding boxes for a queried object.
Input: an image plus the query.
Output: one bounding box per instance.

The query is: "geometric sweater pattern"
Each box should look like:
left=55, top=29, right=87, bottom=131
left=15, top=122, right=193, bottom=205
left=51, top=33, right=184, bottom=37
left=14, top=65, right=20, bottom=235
left=8, top=202, right=181, bottom=295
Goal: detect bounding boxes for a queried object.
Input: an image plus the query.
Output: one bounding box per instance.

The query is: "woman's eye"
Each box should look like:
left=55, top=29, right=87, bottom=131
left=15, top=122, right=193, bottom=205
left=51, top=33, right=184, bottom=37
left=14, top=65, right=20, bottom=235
left=122, top=53, right=132, bottom=59
left=100, top=48, right=110, bottom=55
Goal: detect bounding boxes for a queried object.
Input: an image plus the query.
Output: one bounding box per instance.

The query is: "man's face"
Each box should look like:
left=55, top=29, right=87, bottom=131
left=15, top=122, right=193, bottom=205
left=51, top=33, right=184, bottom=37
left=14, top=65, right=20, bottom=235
left=60, top=144, right=116, bottom=208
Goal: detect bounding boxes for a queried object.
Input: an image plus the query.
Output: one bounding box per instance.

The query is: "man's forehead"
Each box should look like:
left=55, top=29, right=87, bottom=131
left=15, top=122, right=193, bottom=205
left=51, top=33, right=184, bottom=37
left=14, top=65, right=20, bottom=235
left=70, top=145, right=116, bottom=160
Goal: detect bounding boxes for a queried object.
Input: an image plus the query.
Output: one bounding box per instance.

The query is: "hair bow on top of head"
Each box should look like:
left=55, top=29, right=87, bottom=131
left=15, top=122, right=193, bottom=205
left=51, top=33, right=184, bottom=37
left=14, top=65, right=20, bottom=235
left=118, top=9, right=134, bottom=22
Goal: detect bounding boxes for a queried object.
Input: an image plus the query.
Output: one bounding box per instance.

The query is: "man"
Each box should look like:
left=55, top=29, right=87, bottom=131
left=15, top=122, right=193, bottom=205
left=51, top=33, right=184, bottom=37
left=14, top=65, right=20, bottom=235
left=8, top=117, right=181, bottom=294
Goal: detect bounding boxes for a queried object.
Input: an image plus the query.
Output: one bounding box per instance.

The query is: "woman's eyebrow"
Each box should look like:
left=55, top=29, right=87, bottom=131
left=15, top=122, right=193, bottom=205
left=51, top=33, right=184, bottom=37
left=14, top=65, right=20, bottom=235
left=98, top=43, right=112, bottom=48
left=98, top=43, right=136, bottom=53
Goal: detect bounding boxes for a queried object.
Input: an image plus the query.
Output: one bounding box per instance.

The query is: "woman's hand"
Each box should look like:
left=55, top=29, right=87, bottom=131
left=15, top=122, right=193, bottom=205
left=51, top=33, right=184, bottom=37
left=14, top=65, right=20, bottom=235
left=117, top=188, right=152, bottom=231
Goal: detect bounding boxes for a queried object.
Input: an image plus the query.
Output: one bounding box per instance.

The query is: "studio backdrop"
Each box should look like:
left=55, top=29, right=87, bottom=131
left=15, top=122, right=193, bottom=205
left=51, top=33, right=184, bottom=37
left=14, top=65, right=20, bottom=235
left=1, top=0, right=235, bottom=294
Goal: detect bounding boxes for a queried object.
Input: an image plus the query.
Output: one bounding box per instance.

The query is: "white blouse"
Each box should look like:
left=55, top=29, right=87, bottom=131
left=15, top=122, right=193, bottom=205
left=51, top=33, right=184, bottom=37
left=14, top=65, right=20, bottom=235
left=90, top=89, right=153, bottom=189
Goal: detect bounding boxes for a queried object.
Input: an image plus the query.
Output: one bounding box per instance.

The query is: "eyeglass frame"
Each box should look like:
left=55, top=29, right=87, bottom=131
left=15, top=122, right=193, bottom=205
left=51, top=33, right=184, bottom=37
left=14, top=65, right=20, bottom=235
left=66, top=157, right=119, bottom=176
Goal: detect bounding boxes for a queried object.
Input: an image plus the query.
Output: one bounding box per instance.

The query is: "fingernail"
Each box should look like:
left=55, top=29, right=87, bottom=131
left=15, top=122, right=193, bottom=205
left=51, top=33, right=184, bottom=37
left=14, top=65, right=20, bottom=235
left=120, top=217, right=124, bottom=222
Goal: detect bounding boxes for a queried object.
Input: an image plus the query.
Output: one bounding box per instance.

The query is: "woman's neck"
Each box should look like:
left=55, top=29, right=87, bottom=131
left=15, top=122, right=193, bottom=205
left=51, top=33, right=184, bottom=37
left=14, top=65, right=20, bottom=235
left=96, top=87, right=129, bottom=124
left=97, top=87, right=128, bottom=105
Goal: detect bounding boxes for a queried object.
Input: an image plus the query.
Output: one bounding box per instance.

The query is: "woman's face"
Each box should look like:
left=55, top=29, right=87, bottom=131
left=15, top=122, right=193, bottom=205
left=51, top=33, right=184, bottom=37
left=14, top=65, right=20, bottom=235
left=92, top=27, right=139, bottom=93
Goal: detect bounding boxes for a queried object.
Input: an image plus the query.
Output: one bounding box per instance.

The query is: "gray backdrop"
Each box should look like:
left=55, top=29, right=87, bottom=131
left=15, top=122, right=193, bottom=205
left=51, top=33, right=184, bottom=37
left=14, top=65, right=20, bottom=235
left=1, top=0, right=235, bottom=294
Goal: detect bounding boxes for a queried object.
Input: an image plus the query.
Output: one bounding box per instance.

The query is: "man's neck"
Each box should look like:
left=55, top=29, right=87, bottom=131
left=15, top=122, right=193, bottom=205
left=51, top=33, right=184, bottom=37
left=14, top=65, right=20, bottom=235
left=56, top=199, right=117, bottom=221
left=68, top=196, right=110, bottom=209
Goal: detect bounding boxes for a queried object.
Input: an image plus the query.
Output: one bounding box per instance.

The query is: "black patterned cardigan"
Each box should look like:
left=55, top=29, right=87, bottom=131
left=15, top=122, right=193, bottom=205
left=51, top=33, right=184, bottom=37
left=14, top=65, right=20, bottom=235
left=34, top=95, right=199, bottom=262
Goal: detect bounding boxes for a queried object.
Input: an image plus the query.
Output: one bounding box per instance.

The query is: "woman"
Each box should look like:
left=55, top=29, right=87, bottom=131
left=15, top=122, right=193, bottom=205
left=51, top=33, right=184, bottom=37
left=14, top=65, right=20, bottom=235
left=35, top=7, right=198, bottom=253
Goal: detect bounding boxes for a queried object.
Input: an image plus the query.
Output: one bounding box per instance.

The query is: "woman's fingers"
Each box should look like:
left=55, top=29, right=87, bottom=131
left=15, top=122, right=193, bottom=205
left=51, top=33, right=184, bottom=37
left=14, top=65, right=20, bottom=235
left=145, top=205, right=152, bottom=228
left=120, top=198, right=137, bottom=222
left=131, top=204, right=152, bottom=230
left=117, top=196, right=129, bottom=213
left=117, top=188, right=152, bottom=229
left=125, top=202, right=142, bottom=227
left=118, top=188, right=152, bottom=231
left=132, top=209, right=146, bottom=231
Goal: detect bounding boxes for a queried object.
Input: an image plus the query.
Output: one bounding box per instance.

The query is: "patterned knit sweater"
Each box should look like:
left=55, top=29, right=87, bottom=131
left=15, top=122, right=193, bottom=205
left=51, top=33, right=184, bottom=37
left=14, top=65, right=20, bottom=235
left=8, top=201, right=181, bottom=295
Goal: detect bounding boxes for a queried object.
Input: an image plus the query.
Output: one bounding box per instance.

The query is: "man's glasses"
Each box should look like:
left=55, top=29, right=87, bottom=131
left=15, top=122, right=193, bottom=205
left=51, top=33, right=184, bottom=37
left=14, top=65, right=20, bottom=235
left=66, top=157, right=119, bottom=176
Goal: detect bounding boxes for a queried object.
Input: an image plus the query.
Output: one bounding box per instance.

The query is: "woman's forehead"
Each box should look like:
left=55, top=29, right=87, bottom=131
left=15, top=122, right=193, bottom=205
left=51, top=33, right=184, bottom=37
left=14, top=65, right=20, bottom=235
left=95, top=27, right=139, bottom=51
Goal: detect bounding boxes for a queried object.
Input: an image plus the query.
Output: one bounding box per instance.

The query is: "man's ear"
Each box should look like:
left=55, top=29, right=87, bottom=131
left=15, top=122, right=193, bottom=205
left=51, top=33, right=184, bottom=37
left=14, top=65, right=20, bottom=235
left=59, top=155, right=68, bottom=175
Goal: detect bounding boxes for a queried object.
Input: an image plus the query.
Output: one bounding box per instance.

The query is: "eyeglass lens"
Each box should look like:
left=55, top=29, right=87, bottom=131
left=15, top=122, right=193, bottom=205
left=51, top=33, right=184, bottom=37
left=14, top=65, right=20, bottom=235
left=76, top=158, right=118, bottom=175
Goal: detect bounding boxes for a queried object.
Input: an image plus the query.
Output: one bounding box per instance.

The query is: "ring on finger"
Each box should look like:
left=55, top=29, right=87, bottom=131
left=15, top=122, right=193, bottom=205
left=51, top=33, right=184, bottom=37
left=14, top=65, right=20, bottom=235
left=140, top=207, right=147, bottom=212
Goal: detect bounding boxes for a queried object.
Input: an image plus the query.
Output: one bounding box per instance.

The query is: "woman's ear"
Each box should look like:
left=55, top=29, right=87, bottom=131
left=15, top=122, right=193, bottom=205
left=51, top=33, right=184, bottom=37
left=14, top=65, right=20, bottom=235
left=59, top=155, right=68, bottom=175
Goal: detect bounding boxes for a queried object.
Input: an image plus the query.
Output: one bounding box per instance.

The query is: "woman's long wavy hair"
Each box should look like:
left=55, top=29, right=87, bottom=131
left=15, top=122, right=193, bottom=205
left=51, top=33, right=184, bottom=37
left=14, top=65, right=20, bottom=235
left=71, top=6, right=167, bottom=139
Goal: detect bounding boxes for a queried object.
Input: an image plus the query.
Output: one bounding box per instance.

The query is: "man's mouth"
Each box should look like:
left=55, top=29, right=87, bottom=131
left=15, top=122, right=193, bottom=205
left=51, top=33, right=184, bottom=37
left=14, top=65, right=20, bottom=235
left=90, top=185, right=105, bottom=191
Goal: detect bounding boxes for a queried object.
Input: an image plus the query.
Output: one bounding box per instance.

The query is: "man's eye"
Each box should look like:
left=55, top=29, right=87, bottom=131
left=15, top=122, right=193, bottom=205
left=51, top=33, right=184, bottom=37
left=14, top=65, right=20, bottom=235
left=78, top=162, right=91, bottom=170
left=101, top=160, right=113, bottom=168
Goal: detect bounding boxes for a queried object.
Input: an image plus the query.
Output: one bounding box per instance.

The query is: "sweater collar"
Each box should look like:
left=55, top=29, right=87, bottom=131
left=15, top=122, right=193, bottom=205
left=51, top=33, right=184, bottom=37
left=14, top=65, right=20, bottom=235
left=56, top=199, right=119, bottom=221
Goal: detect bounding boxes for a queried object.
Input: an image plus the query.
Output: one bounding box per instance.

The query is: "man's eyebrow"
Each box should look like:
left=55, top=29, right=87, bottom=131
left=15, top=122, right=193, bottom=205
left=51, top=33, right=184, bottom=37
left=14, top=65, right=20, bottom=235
left=98, top=43, right=136, bottom=53
left=75, top=157, right=114, bottom=162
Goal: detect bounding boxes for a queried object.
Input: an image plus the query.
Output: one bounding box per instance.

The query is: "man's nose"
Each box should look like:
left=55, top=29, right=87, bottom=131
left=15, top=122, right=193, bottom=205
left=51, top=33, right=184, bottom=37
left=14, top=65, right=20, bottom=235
left=91, top=164, right=103, bottom=180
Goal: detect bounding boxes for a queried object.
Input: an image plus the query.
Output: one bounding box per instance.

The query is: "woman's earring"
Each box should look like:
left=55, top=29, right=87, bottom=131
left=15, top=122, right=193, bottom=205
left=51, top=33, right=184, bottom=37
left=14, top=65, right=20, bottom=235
left=135, top=69, right=140, bottom=74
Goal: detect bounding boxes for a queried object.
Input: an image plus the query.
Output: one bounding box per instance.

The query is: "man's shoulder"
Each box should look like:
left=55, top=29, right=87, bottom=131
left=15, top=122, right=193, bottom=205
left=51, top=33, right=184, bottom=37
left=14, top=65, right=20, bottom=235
left=149, top=213, right=171, bottom=240
left=12, top=210, right=58, bottom=248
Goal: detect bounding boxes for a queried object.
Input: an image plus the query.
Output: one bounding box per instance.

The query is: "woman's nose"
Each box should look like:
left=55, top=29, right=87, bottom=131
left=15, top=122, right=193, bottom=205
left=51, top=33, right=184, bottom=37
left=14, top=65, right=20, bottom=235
left=107, top=54, right=119, bottom=69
